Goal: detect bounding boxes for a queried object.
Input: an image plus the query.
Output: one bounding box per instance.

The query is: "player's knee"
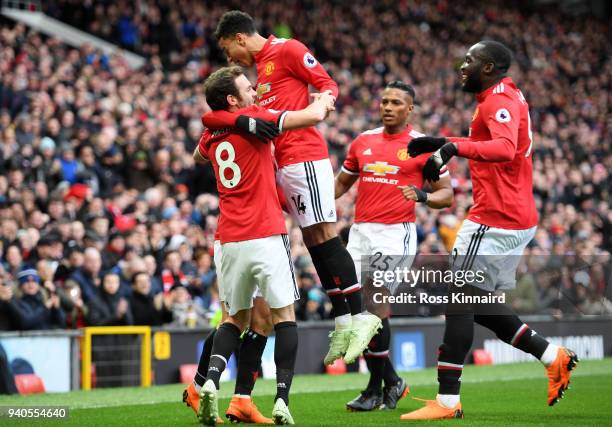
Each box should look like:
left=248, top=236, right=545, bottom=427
left=270, top=305, right=296, bottom=324
left=250, top=312, right=273, bottom=336
left=302, top=222, right=337, bottom=247
left=226, top=310, right=250, bottom=331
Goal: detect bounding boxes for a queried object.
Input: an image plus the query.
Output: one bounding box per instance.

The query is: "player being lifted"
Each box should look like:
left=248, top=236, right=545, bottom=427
left=201, top=11, right=381, bottom=365
left=335, top=81, right=453, bottom=411
left=401, top=41, right=578, bottom=420
left=194, top=66, right=334, bottom=425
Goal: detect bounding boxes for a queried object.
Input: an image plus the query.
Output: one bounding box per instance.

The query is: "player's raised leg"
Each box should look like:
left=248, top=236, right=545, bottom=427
left=474, top=311, right=579, bottom=406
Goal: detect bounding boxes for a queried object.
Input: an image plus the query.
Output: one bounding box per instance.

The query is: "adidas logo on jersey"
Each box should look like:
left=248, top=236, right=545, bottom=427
left=362, top=148, right=372, bottom=155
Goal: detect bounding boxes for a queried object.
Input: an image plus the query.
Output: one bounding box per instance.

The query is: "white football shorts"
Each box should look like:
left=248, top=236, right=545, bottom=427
left=276, top=159, right=337, bottom=228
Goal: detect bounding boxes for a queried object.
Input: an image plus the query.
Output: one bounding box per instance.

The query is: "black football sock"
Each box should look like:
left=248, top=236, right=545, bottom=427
left=308, top=242, right=350, bottom=318
left=235, top=329, right=268, bottom=396
left=365, top=317, right=391, bottom=392
left=377, top=318, right=400, bottom=387
left=383, top=358, right=400, bottom=387
left=195, top=328, right=217, bottom=387
left=207, top=322, right=241, bottom=389
left=475, top=312, right=549, bottom=359
left=438, top=313, right=474, bottom=395
left=312, top=237, right=362, bottom=315
left=274, top=321, right=298, bottom=405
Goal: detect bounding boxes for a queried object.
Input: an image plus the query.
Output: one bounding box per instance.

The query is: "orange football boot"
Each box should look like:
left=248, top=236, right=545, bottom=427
left=226, top=396, right=273, bottom=424
left=546, top=347, right=579, bottom=406
left=400, top=398, right=463, bottom=420
left=183, top=382, right=224, bottom=423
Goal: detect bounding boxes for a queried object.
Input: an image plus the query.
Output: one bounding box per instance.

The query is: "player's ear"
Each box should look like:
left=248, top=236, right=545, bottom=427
left=236, top=33, right=247, bottom=46
left=226, top=94, right=238, bottom=107
left=483, top=62, right=495, bottom=75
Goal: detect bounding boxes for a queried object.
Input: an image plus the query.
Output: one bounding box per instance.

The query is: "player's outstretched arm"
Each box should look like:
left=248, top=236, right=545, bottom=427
left=334, top=170, right=358, bottom=199
left=281, top=92, right=335, bottom=131
left=201, top=110, right=279, bottom=142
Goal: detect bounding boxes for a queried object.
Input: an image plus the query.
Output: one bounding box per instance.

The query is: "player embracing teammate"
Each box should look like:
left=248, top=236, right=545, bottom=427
left=193, top=66, right=335, bottom=425
left=202, top=11, right=382, bottom=367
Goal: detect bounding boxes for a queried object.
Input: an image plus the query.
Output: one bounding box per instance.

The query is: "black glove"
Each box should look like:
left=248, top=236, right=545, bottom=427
left=408, top=185, right=428, bottom=203
left=408, top=136, right=447, bottom=158
left=423, top=142, right=457, bottom=182
left=235, top=115, right=280, bottom=142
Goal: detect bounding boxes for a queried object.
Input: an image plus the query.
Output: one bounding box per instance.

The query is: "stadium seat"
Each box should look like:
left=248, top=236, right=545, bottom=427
left=325, top=359, right=347, bottom=375
left=472, top=349, right=494, bottom=365
left=179, top=364, right=198, bottom=384
left=14, top=374, right=45, bottom=395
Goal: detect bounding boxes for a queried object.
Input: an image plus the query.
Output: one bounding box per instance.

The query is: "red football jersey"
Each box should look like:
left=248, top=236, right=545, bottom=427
left=450, top=77, right=538, bottom=230
left=197, top=105, right=288, bottom=243
left=202, top=35, right=338, bottom=168
left=343, top=126, right=447, bottom=224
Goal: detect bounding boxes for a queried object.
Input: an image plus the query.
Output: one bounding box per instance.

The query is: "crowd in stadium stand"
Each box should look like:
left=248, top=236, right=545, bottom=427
left=0, top=0, right=610, bottom=330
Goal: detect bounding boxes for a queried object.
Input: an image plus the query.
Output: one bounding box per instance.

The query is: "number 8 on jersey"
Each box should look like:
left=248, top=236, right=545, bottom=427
left=216, top=141, right=241, bottom=189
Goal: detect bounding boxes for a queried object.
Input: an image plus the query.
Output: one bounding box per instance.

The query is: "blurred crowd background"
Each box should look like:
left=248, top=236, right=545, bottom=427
left=0, top=0, right=610, bottom=331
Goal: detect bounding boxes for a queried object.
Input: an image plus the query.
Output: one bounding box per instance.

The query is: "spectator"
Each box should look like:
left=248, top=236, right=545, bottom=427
left=130, top=271, right=172, bottom=326
left=0, top=277, right=21, bottom=331
left=87, top=272, right=134, bottom=388
left=66, top=247, right=102, bottom=303
left=160, top=250, right=190, bottom=295
left=167, top=283, right=207, bottom=328
left=13, top=268, right=65, bottom=330
left=63, top=281, right=88, bottom=329
left=87, top=272, right=133, bottom=326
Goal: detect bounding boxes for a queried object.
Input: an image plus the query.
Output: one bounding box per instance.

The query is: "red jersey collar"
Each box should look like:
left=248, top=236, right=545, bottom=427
left=476, top=76, right=514, bottom=103
left=254, top=35, right=275, bottom=62
left=383, top=125, right=413, bottom=139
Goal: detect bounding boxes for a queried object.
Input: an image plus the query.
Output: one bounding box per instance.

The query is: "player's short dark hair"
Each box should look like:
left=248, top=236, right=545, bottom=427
left=204, top=66, right=244, bottom=111
left=477, top=40, right=513, bottom=74
left=214, top=10, right=256, bottom=40
left=385, top=81, right=416, bottom=103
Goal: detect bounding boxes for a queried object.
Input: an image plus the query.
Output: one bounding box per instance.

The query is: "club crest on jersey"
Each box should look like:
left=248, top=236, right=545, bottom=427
left=397, top=148, right=410, bottom=161
left=256, top=83, right=272, bottom=98
left=303, top=52, right=317, bottom=68
left=363, top=161, right=400, bottom=176
left=495, top=108, right=511, bottom=123
left=264, top=61, right=275, bottom=76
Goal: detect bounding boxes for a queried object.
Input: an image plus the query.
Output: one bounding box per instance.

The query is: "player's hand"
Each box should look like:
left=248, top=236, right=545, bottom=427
left=398, top=185, right=428, bottom=203
left=235, top=115, right=280, bottom=143
left=311, top=90, right=336, bottom=103
left=423, top=142, right=457, bottom=182
left=408, top=136, right=447, bottom=157
left=311, top=92, right=336, bottom=111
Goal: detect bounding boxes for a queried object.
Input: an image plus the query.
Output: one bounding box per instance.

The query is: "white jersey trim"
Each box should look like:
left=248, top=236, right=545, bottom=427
left=278, top=111, right=288, bottom=133
left=361, top=126, right=384, bottom=135
left=341, top=165, right=359, bottom=176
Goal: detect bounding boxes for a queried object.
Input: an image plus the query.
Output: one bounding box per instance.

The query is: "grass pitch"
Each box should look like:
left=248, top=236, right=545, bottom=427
left=1, top=359, right=611, bottom=426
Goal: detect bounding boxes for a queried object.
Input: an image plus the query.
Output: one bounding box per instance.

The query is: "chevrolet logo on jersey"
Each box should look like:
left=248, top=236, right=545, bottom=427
left=363, top=161, right=400, bottom=176
left=256, top=83, right=271, bottom=98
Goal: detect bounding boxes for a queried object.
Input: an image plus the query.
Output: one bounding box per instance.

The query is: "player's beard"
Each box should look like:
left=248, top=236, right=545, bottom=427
left=461, top=73, right=482, bottom=93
